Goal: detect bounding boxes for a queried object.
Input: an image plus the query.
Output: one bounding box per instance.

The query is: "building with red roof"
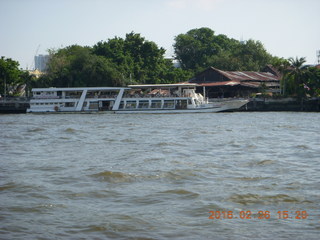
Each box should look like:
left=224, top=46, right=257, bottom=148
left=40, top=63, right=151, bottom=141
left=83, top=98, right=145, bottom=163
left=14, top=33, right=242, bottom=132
left=189, top=67, right=281, bottom=98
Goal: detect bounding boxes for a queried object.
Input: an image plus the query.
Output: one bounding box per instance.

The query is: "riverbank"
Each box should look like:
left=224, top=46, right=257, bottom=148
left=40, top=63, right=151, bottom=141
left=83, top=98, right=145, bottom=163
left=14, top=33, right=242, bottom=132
left=0, top=98, right=30, bottom=113
left=1, top=97, right=320, bottom=113
left=238, top=97, right=320, bottom=112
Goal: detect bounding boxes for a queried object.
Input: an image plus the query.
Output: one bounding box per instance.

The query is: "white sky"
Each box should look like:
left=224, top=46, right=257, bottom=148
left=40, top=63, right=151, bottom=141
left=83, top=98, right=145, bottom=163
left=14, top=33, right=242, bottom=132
left=1, top=0, right=319, bottom=69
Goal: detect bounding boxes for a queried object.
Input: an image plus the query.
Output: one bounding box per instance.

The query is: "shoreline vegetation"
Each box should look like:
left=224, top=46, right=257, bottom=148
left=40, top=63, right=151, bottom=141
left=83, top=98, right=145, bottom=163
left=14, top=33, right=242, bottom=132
left=1, top=27, right=319, bottom=113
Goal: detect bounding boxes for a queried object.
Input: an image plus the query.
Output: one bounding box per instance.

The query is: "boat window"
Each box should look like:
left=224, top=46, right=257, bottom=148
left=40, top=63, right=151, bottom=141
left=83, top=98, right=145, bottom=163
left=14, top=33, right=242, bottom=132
left=163, top=100, right=174, bottom=109
left=175, top=100, right=187, bottom=109
left=138, top=100, right=149, bottom=109
left=65, top=102, right=75, bottom=107
left=151, top=100, right=162, bottom=109
left=89, top=102, right=99, bottom=109
left=125, top=101, right=137, bottom=109
left=119, top=101, right=124, bottom=109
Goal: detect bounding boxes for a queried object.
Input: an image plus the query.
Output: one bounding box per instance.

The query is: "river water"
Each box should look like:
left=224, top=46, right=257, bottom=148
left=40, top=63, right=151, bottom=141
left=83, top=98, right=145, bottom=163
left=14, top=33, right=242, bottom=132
left=0, top=112, right=319, bottom=239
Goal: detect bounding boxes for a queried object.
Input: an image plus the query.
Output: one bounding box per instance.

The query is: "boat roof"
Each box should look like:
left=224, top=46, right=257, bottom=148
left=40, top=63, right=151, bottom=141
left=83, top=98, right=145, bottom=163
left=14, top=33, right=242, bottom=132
left=128, top=83, right=198, bottom=89
left=31, top=87, right=130, bottom=92
left=31, top=84, right=197, bottom=92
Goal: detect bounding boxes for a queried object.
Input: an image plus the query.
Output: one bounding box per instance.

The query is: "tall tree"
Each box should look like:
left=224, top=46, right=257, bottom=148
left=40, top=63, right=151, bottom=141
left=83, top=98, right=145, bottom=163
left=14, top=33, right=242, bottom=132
left=271, top=57, right=290, bottom=95
left=174, top=27, right=275, bottom=73
left=174, top=28, right=219, bottom=71
left=43, top=45, right=121, bottom=87
left=286, top=57, right=307, bottom=97
left=233, top=40, right=273, bottom=71
left=93, top=32, right=188, bottom=84
left=304, top=67, right=320, bottom=97
left=0, top=57, right=24, bottom=97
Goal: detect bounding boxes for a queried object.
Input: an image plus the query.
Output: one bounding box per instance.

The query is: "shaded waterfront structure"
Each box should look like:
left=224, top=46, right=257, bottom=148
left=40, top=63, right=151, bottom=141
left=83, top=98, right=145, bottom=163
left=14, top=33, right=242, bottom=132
left=189, top=67, right=281, bottom=98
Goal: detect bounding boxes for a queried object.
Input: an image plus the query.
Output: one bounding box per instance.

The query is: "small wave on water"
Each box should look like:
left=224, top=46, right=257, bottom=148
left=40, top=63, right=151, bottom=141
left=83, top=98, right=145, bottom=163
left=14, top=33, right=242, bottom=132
left=232, top=176, right=271, bottom=182
left=0, top=182, right=44, bottom=194
left=227, top=193, right=313, bottom=205
left=0, top=182, right=17, bottom=191
left=90, top=171, right=135, bottom=183
left=242, top=159, right=276, bottom=167
left=157, top=189, right=200, bottom=199
left=295, top=144, right=310, bottom=150
left=64, top=127, right=77, bottom=133
left=8, top=203, right=67, bottom=214
left=90, top=168, right=205, bottom=185
left=153, top=142, right=185, bottom=147
left=76, top=214, right=156, bottom=239
left=156, top=169, right=203, bottom=183
left=26, top=127, right=46, bottom=133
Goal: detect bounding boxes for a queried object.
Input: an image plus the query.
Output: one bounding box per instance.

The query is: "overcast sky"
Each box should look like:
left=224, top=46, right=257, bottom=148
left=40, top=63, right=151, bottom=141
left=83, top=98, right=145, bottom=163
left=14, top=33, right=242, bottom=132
left=1, top=0, right=319, bottom=69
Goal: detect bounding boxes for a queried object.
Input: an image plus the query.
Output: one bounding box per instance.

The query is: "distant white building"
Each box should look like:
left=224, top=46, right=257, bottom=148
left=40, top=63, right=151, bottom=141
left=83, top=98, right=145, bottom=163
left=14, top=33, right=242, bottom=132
left=34, top=55, right=49, bottom=72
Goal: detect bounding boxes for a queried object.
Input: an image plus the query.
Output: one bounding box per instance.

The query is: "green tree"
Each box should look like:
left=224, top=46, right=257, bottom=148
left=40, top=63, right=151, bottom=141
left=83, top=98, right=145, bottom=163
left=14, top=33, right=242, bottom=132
left=286, top=57, right=307, bottom=97
left=43, top=45, right=121, bottom=87
left=233, top=40, right=273, bottom=71
left=0, top=57, right=24, bottom=97
left=174, top=28, right=219, bottom=71
left=271, top=57, right=290, bottom=95
left=174, top=27, right=275, bottom=73
left=304, top=67, right=320, bottom=97
left=93, top=32, right=189, bottom=84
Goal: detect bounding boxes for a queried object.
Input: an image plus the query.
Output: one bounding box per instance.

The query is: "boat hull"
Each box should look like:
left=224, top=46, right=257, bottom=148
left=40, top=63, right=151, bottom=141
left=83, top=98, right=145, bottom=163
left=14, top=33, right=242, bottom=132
left=114, top=100, right=248, bottom=114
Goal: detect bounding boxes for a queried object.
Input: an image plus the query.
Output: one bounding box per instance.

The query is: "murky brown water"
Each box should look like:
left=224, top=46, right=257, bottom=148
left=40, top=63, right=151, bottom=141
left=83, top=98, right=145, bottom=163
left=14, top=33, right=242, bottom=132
left=1, top=112, right=319, bottom=239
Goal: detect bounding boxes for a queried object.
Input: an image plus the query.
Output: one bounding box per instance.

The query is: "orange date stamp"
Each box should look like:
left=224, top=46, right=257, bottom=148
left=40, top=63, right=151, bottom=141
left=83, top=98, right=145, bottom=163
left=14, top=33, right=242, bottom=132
left=209, top=210, right=309, bottom=220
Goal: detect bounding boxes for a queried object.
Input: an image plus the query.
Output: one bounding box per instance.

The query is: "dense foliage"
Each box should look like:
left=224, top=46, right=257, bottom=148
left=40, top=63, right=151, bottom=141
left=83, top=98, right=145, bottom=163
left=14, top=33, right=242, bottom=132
left=271, top=57, right=320, bottom=97
left=174, top=27, right=273, bottom=73
left=0, top=57, right=32, bottom=97
left=38, top=32, right=191, bottom=88
left=1, top=28, right=319, bottom=98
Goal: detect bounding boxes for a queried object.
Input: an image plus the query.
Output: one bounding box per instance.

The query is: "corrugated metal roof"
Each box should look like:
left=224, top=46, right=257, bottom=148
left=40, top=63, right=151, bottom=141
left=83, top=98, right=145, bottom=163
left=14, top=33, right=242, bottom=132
left=190, top=67, right=280, bottom=89
left=215, top=68, right=279, bottom=81
left=129, top=83, right=197, bottom=88
left=198, top=80, right=279, bottom=89
left=197, top=81, right=240, bottom=87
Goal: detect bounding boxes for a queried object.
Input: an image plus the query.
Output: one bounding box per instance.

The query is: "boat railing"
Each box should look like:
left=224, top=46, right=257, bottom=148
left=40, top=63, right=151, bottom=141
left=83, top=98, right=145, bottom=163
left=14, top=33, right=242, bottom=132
left=85, top=94, right=118, bottom=99
left=123, top=93, right=192, bottom=98
left=33, top=95, right=60, bottom=99
left=208, top=97, right=248, bottom=102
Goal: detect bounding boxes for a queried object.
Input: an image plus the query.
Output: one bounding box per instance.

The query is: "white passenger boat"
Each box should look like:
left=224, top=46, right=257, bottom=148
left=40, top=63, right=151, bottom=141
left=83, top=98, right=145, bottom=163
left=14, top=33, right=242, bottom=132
left=27, top=84, right=248, bottom=113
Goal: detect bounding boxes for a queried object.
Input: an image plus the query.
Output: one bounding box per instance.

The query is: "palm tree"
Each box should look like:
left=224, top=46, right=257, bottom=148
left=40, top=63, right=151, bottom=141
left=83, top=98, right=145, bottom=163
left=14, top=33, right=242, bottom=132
left=272, top=57, right=290, bottom=95
left=287, top=57, right=307, bottom=97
